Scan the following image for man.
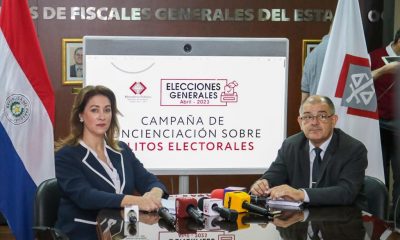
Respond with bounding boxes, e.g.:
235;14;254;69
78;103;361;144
301;34;329;103
370;28;400;211
250;95;367;206
70;47;83;78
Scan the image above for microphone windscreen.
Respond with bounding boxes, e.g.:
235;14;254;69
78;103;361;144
210;189;224;199
224;191;250;213
176;197;198;218
224;187;247;196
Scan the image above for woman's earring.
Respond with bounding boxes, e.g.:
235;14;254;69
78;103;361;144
80;118;84;123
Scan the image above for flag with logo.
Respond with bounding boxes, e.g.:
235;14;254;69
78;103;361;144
0;0;55;239
317;0;384;181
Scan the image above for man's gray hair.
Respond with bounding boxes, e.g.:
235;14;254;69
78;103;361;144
299;95;336;115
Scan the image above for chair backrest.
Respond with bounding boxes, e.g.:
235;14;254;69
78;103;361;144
0;212;7;225
395;196;400;232
34;178;61;228
363;175;388;219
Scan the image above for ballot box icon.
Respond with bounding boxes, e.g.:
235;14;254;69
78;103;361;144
220;81;238;103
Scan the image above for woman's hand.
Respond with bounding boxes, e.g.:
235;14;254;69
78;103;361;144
121;188;164;212
143;187;163;209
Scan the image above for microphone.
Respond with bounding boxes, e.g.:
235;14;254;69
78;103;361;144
223;186;247;196
210;189;225;199
210;187;247;200
124;205;139;223
198;197;238;222
224;191;272;218
128;211;137;223
158;207;176;227
158;218;176;232
176;197;205;225
250;195;268;204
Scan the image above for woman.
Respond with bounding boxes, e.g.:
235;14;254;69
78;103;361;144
55;85;168;239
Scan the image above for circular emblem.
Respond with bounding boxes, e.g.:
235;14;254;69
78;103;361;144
4;94;31;125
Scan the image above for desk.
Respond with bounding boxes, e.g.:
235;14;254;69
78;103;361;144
96;206;400;240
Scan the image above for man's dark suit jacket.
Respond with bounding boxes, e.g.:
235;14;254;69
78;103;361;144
261;128;368;206
70;64;77;77
69;64;82;78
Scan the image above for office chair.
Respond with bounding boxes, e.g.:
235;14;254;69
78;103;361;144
0;212;7;225
33;178;68;240
363;175;388;219
395;196;400;232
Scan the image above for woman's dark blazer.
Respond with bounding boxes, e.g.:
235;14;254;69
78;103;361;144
55;141;167;239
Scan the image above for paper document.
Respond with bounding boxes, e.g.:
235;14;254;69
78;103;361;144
266;198;303;207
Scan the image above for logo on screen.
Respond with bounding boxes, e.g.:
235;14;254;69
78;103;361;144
160;79;239;106
220;81;239;103
130;82;147;95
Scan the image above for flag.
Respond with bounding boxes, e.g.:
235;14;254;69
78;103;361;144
317;0;384;182
0;0;55;239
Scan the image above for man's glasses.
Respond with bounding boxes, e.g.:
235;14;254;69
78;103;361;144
300;114;334;123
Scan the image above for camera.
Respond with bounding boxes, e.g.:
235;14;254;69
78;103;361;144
183;43;192;53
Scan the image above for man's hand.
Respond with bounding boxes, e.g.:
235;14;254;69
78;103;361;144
267;184;305;202
250;179;270;196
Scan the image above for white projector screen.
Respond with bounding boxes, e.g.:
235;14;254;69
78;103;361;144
84;36;288;175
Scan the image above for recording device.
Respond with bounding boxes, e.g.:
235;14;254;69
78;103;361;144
183;43;192;53
224;191;274;218
198;197;238;222
176;197;205;224
158;207;176;227
124;205;139;223
123;205;139;238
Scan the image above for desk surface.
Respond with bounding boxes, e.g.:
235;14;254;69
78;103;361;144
96;206;400;240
